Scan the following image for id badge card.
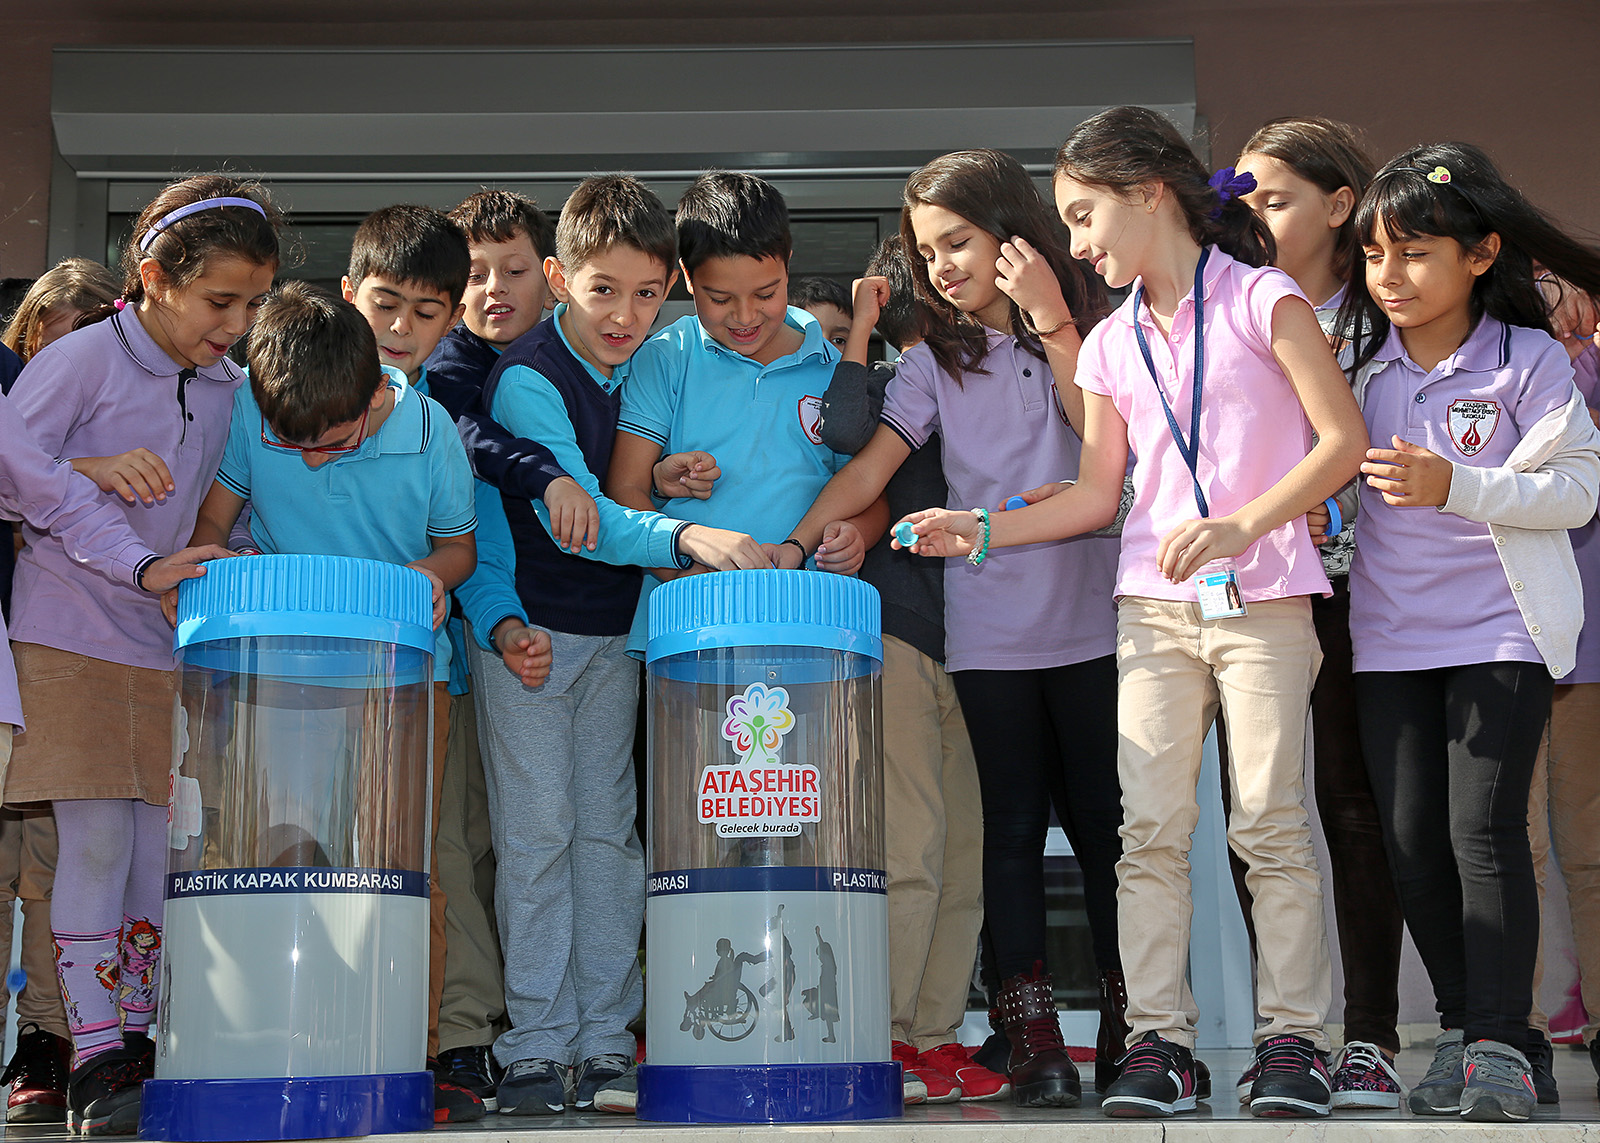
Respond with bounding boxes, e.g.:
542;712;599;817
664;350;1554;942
1194;559;1247;620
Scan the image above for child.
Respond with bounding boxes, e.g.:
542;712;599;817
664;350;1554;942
2;259;120;363
775;150;1123;1109
4;175;281;1135
809;235;1006;1103
341;204;467;391
900;108;1368;1118
1234;118;1407;1109
789;276;853;350
0;394;225;1126
1334;143;1600;1121
456;174;767;1117
608;171;875;657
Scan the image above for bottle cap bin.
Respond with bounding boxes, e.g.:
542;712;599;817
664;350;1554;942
140;554;435;1141
637;570;897;1123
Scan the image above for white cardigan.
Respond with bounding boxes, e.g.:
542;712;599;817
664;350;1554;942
1355;358;1600;678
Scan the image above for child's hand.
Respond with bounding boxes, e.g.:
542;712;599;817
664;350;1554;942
891;509;978;558
995;237;1073;336
850;276;890;330
407;563;448;629
491;619;553;689
1156;516;1252;583
73;449;174;505
654;452;721;500
1307;501;1332;545
143;544;235;600
1361;436;1454;508
544;476;599;553
676;525;770;571
764;541;805;571
1002;481;1069;509
815;520;865;575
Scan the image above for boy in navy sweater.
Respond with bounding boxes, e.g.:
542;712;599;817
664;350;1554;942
457;175;766;1116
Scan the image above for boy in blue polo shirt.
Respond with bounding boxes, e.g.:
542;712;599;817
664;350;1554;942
456;174;768;1118
608;171;880;659
177;283;487;1116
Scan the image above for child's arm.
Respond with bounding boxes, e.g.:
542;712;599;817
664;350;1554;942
771;426;911;567
454;488;552;688
456;403;572;505
188;480;247;550
896;390;1129;557
1155;296;1367;583
996;238;1087;437
607;429;665;514
409;531;476;631
843;278;889;367
812;494;890;575
71;450;176;506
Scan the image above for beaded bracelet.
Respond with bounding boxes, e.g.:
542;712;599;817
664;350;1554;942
967;507;991;566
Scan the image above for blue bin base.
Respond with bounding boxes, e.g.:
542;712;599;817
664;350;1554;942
139;1071;432;1140
636;1061;901;1123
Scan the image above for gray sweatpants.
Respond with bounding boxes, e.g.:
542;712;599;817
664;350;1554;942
467;631;644;1066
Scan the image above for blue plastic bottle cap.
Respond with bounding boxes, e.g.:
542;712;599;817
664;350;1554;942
893;521;918;547
6;968;24;993
646;569;881;663
1005;496;1029;511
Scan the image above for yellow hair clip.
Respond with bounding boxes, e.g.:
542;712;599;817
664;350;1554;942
1426;166;1452;184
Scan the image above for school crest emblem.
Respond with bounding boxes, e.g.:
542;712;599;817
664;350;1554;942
798;395;824;445
1447;398;1500;457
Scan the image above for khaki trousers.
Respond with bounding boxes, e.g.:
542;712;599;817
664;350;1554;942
881;635;984;1050
435;683;507;1051
427;681;450;1059
1114;596;1331;1051
0;728;66;1037
1529;681;1600;1043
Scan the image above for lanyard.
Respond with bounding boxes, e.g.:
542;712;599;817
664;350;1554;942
1134;246;1210;518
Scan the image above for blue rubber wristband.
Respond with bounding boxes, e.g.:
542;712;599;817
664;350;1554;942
1323;497;1343;539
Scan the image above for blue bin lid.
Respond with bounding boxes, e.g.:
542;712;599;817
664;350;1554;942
173;554;434;654
646;570;881;664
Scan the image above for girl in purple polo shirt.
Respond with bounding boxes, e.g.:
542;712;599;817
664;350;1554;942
900;106;1369;1120
779;148;1124;1108
4;175;281;1134
1334;143;1600;1122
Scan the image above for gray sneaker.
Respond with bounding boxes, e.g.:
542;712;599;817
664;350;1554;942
1407;1029;1465;1115
1460;1040;1536;1122
497;1058;572;1116
573;1054;633;1112
589;1065;637;1114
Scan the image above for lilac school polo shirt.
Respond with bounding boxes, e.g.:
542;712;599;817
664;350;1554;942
881;330;1119;672
9;308;242;671
1349;318;1575;673
1565;347;1600;685
0;394;161;729
1076;247;1329;604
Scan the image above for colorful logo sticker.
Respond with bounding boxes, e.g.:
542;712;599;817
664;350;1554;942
701;683;819;837
798;396;825;445
1448;398;1500;457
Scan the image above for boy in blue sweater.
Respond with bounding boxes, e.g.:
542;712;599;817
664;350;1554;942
456;175;766;1116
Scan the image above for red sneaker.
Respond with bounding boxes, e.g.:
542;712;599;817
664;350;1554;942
894;1040;960;1103
920;1042;1011;1102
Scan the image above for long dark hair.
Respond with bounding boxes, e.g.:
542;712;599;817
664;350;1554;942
1336;141;1600;371
900;149;1107;386
1055;105;1275;270
1240;116;1375;275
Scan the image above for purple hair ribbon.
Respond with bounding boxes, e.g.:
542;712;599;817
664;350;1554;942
139;196;267;252
1207;167;1258;219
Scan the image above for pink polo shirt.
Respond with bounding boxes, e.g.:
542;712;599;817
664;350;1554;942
1349;318;1575;673
9;308;242;671
1075;247;1330;603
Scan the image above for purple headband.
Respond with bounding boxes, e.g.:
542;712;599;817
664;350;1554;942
138;196;267;252
1207;167;1257;219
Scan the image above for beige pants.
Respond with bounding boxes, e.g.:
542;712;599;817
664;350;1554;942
1528;682;1600;1043
881;635;983;1051
427;682;450;1059
435;684;507;1052
1114;596;1331;1051
0;728;66;1037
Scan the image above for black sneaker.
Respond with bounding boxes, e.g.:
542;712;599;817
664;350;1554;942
1525;1030;1559;1104
1247;1034;1331;1118
2;1023;70;1123
436;1044;503;1113
573;1054;634;1112
65;1044;147;1136
498;1058;572;1116
427;1057;485;1123
1100;1032;1199;1118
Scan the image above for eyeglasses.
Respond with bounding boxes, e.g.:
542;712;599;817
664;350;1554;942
260;407;369;455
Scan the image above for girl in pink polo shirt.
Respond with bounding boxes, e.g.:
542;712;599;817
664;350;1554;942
1334;143;1600;1122
4;176;280;1134
900;106;1368;1119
